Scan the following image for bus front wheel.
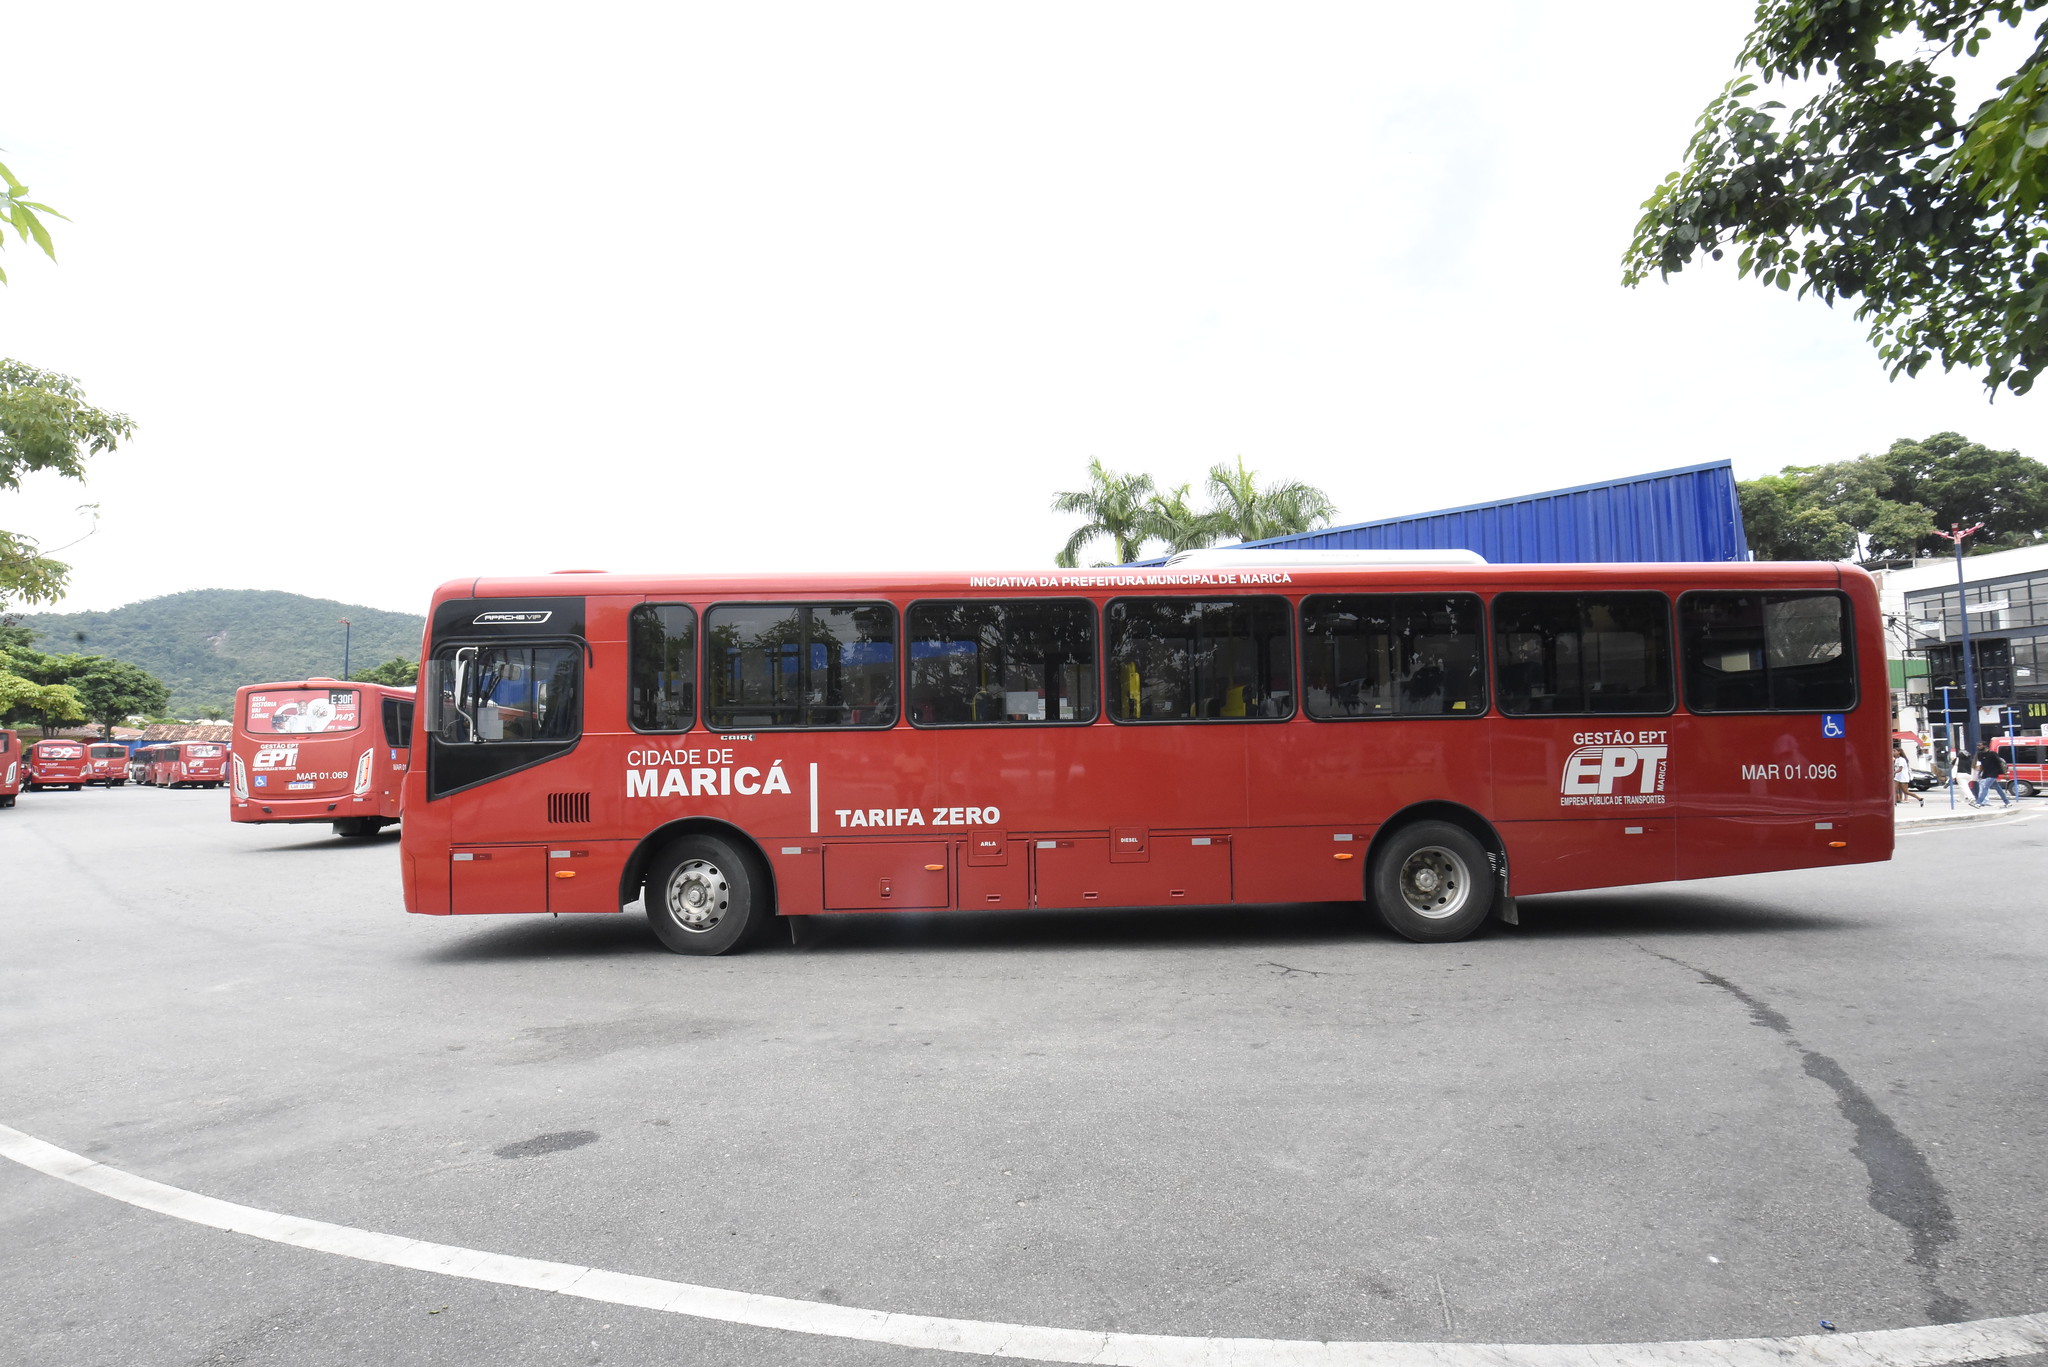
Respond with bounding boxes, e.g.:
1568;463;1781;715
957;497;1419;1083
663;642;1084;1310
646;834;767;956
1369;821;1494;944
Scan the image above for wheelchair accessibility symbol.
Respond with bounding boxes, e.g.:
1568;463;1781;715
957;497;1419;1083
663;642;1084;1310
1821;714;1846;738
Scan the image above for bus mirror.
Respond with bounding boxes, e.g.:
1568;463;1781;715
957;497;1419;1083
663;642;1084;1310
476;702;503;741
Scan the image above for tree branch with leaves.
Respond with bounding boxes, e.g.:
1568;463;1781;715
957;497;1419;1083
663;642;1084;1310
1625;0;2048;396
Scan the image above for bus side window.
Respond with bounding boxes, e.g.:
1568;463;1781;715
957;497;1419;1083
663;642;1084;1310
430;645;581;744
1679;591;1854;713
704;603;897;731
906;599;1097;726
1493;593;1673;716
382;696;415;748
1105;597;1294;722
630;604;697;732
1302;593;1486;719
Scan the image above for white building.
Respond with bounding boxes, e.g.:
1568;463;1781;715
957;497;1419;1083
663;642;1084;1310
1870;543;2048;741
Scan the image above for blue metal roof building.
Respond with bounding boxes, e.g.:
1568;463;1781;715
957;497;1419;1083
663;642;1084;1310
1133;460;1748;565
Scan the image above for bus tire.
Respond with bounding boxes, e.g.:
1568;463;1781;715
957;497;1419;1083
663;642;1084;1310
333;818;380;838
645;834;767;956
1369;820;1493;944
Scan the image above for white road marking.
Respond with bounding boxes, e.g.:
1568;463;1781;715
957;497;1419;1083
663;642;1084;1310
5;1121;2047;1366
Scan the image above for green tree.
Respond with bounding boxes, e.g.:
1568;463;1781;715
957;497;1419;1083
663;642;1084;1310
351;657;419;686
1;361;136;606
1052;458;1158;566
70;657;170;737
1624;1;2048;395
1139;483;1224;555
1738;432;2045;561
0;635;88;734
1204;456;1337;545
0;155;64;285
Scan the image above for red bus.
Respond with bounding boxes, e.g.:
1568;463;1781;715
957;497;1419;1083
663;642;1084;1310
0;729;20;807
398;560;1891;952
85;742;131;786
231;679;414;837
147;740;229;789
25;738;90;791
1989;736;2044;798
131;744;170;784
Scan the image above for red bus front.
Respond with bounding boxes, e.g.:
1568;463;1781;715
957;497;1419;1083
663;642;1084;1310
0;729;20;806
230;679;413;837
26;740;89;790
86;743;130;786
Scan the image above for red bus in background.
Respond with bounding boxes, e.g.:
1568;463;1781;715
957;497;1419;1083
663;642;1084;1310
132;744;171;784
149;740;229;789
399;558;1892;954
231;679;414;838
1989;736;2045;798
25;739;89;791
1;730;20;808
85;743;130;786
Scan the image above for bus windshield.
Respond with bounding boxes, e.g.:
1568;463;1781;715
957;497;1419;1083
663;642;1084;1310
244;688;362;735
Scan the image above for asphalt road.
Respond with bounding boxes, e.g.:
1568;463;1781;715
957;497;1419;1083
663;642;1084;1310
3;784;2046;1366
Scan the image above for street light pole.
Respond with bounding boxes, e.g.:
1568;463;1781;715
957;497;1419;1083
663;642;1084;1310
341;618;352;680
1932;523;1984;756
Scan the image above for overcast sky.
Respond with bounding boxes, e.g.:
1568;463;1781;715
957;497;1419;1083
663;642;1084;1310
3;3;2038;617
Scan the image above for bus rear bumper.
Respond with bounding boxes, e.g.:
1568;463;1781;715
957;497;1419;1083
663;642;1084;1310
230;795;373;823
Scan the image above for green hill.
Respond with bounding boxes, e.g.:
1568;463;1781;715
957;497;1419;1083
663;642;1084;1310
17;589;425;717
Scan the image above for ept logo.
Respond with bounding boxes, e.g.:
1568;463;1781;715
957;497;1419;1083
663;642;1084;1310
1561;744;1668;805
252;743;299;771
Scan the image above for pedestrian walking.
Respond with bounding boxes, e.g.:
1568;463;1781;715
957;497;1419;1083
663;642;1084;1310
1973;743;2012;807
1951;747;1973;801
1893;745;1924;806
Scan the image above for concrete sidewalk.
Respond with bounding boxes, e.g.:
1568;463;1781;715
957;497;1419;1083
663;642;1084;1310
1895;789;2038;825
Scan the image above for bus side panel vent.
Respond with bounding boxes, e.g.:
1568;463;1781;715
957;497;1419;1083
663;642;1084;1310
547;792;592;824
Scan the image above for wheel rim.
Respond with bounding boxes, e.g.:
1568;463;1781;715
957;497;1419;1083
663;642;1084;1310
663;858;731;934
1398;845;1471;920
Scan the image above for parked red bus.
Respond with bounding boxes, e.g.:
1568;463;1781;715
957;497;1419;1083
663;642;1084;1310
231;679;414;837
25;738;90;791
1989;736;2045;798
131;744;169;784
85;742;131;786
147;740;229;788
398;559;1892;952
0;729;20;807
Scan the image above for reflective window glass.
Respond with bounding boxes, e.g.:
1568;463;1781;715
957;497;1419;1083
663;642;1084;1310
705;604;897;730
1105;597;1293;722
1680;591;1855;713
431;645;582;743
630;604;697;732
1302;594;1486;718
1493;593;1672;715
908;600;1097;725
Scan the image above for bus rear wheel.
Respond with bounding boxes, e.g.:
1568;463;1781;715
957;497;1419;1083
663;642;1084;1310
645;834;767;956
1369;820;1494;944
333;818;382;838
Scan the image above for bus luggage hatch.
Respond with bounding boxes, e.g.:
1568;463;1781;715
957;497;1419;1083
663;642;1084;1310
824;842;951;910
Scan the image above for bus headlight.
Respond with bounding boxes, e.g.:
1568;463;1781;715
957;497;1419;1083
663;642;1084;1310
354;749;375;796
232;754;248;799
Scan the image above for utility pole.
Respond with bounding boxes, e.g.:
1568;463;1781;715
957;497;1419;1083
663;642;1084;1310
340;618;352;680
1932;523;1984;756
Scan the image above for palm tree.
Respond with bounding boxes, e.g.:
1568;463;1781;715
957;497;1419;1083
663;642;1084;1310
1205;456;1337;544
1140;483;1225;555
1052;458;1157;566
